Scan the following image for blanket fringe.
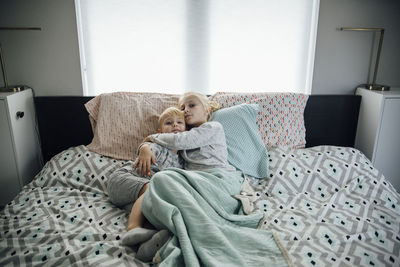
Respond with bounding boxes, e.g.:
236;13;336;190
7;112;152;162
272;230;294;267
153;250;162;265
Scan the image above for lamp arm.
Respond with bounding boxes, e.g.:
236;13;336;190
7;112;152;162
372;29;384;85
340;27;383;32
340;27;390;90
0;27;41;90
0;46;8;89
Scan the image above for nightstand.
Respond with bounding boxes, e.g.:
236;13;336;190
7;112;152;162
0;89;43;207
355;87;400;192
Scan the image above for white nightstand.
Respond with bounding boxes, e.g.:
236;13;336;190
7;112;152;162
355;87;400;192
0;89;43;207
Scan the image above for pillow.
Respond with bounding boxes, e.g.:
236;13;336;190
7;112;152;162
211;103;269;178
85;92;179;160
209;92;309;149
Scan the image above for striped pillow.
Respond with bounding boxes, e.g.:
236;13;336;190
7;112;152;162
85;92;179;160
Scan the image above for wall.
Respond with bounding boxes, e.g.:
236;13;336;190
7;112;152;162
0;0;82;96
0;0;399;96
313;0;400;94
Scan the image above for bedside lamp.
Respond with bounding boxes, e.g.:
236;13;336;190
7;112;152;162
340;27;390;91
0;27;41;92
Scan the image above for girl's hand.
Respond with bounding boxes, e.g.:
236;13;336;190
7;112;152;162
134;144;156;176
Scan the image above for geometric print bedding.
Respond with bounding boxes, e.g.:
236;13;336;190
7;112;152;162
1;145;399;266
244;146;400;267
0;146;148;267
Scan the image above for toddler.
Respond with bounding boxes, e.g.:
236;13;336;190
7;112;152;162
107;107;185;253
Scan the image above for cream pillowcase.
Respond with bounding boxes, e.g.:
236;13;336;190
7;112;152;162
85;92;179;160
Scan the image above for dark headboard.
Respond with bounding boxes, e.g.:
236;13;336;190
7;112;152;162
304;95;361;148
35;95;361;163
35;96;94;163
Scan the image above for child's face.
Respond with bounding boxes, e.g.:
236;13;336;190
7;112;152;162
179;96;209;127
159;115;186;134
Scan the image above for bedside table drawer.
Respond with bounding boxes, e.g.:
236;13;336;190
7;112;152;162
0;89;43;206
0;100;22;205
373;98;400;190
355;88;400;192
6;91;42;186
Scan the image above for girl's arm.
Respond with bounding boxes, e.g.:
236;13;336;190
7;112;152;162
150;121;222;150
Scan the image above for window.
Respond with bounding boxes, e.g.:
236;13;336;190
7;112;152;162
76;0;319;96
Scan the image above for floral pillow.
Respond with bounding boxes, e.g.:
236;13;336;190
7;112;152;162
209;92;309;148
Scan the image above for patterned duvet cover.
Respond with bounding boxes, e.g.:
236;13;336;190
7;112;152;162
245;146;400;267
0;145;399;266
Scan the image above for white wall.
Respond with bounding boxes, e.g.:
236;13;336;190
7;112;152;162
0;0;399;96
0;0;82;96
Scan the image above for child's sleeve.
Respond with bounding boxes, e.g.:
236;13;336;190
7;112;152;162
150;122;223;150
136;142;153;154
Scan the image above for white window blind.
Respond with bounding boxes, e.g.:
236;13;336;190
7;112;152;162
76;0;319;96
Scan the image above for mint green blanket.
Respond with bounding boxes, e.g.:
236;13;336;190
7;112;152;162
142;168;289;266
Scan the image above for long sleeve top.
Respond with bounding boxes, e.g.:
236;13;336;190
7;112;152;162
135;142;184;175
150;121;236;172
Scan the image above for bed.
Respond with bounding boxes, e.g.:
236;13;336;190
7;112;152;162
0;92;399;266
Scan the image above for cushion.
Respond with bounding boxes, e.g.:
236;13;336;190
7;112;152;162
85;92;179;160
209;92;309;148
211;103;269;178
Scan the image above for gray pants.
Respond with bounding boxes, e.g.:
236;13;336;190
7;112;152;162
107;162;151;212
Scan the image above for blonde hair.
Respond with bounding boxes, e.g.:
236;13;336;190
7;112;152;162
178;92;219;121
158;107;185;128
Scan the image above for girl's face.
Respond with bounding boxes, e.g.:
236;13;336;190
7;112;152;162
179;96;209;127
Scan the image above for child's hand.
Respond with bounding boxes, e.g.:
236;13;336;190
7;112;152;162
134;144;156;176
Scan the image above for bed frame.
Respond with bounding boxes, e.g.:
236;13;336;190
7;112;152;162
34;95;361;163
